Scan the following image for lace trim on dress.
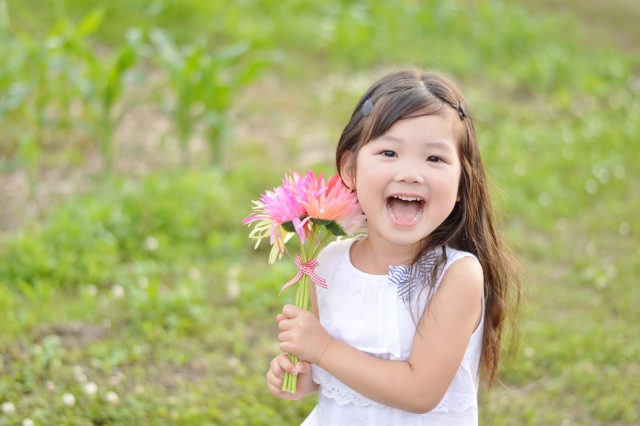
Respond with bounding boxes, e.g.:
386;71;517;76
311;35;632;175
312;365;383;407
433;361;477;412
312;362;478;413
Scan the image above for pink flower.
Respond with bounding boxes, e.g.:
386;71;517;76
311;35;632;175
298;173;365;233
243;170;366;263
242;172;310;254
242;184;305;226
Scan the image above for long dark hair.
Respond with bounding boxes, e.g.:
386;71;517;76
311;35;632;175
336;69;520;387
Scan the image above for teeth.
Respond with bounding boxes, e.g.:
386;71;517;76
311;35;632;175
386;201;424;222
392;195;423;202
387;206;396;219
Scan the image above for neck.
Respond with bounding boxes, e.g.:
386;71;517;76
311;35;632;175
350;234;422;275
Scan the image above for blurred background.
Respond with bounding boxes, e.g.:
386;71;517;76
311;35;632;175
1;0;639;424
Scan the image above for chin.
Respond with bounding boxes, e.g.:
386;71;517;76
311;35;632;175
383;232;428;248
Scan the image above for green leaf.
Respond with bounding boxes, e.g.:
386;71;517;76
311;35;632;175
215;42;250;62
0;82;32;119
325;221;347;237
76;9;104;38
149;28;181;69
233;58;271;87
281;221;295;233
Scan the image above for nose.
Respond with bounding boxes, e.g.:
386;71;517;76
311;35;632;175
393;161;425;184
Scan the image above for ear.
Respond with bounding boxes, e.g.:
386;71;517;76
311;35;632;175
339;151;356;189
456;193;461;202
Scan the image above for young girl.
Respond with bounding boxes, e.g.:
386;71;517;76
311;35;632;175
266;70;519;425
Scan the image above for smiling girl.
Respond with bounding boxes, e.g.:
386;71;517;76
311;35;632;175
266;70;520;425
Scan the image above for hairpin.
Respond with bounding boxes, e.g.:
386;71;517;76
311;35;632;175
362;98;374;117
457;104;468;120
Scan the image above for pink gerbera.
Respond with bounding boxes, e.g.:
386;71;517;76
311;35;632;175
298;173;365;231
242;172;310;257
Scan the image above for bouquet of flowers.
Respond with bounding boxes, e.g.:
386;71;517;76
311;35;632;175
243;170;366;393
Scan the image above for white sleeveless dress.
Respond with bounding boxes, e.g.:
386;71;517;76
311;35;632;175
302;238;484;426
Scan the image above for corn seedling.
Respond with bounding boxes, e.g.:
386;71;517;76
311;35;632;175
150;29;269;166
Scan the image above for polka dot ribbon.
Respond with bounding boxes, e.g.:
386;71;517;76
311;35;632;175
279;255;327;295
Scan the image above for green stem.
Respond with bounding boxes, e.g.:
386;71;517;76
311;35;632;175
311;228;334;259
283;224;335;393
283;363;290;390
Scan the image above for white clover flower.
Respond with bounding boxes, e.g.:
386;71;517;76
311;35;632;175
62;393;75;407
111;284;125;299
86;284;98;296
227;264;241;280
226;281;240;300
137;276;149;289
144;236;159;251
84;382;98;396
134;385;144;394
75;373;87;383
188;267;201;280
31;345;43;355
22;419;35;426
46;381;56;392
105;391;119;405
619;222;631;236
107;371;125;386
72;366;83;376
2;401;15;414
227;357;241;368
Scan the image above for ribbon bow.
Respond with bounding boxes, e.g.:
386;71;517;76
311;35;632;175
279;255;327;295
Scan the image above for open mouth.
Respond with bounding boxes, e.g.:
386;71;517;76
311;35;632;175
385;195;424;222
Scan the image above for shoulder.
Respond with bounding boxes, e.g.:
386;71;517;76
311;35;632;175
437;254;483;304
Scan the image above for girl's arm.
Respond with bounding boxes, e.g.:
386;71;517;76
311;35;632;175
277;256;483;414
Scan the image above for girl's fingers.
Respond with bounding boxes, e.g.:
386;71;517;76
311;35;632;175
267;354;291;387
269;356;285;376
295;360;311;374
278;318;293;331
276;352;299;375
278;330;293;343
266;368;283;388
269;353;297;376
267;380;285;396
282;304;302;317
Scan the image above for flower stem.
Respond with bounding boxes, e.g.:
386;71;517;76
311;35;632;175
282;225;333;393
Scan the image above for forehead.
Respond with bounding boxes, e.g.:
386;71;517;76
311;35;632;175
369;114;459;153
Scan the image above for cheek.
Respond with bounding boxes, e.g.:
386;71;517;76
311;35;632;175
433;174;460;199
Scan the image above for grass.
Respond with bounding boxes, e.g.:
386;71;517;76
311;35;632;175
1;0;639;424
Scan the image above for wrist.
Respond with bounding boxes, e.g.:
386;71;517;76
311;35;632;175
314;337;335;367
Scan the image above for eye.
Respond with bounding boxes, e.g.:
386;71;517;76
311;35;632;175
427;156;443;163
380;150;397;158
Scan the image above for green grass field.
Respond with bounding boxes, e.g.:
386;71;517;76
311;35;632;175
1;0;639;424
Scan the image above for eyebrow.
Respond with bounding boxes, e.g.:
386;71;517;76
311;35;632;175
377;135;454;152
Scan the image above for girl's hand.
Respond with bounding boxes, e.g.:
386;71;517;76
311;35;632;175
266;353;317;400
278;304;334;364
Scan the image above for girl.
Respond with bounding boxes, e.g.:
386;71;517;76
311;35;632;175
266;70;520;425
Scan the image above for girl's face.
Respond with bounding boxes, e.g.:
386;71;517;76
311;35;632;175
344;114;461;249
